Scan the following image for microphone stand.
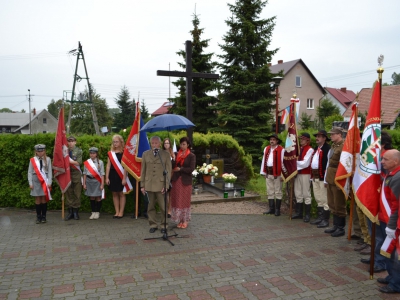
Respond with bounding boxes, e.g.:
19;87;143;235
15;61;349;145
144;149;178;246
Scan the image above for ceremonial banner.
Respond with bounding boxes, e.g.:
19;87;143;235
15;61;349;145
52;107;71;193
353;81;382;222
282;103;299;182
122;102;150;181
335;103;360;198
290;97;300;122
280;106;290;125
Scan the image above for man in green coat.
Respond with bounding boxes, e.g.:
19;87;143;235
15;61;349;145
65;136;83;220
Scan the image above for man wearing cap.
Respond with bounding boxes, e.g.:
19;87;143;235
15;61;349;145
324;127;346;237
309;130;331;227
65;136;83;220
260;134;285;216
292;132;314;222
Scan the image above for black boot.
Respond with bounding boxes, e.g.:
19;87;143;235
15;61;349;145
275;199;282;216
317;210;330;228
303;204;311;222
310;207;323;225
35;204;41;224
65;207;73;221
331;217;345;237
73;208;80;220
41;203;47;223
291;202;303;219
263;199;275;215
324;214;337;233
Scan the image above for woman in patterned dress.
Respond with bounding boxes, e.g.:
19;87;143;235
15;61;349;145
170;137;196;229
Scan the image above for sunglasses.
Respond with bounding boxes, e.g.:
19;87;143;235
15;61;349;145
36;150;44;152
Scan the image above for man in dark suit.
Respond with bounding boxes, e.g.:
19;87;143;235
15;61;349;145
140;136;172;233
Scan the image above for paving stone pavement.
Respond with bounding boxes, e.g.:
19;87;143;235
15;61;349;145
0;208;398;300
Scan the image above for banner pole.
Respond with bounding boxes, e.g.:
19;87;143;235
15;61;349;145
62;193;65;220
135;181;139;219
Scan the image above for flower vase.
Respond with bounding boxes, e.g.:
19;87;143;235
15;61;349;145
225;182;234;188
210;176;215;185
203;175;211;184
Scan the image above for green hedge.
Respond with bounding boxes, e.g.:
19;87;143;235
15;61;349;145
0;131;253;211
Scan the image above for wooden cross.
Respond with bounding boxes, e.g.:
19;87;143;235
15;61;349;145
157;40;219;144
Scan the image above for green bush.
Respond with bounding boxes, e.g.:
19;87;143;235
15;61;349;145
0;131;253;210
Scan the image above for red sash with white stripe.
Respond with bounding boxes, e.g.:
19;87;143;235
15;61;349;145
31;157;52;201
84;159;105;199
380;171;400;257
108;151;132;193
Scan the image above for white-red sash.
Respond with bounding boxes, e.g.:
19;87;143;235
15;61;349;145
84;159;105;199
379;177;399;257
70;158;83;184
31;157;52;201
108;151;132;193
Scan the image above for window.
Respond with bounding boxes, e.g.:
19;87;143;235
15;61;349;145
307;98;314;109
295;76;301;87
43;118;47;124
43;131;47;133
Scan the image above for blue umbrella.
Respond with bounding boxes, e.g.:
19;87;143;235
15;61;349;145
140;114;195;133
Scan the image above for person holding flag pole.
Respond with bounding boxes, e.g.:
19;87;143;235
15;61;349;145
334;102;360;238
282;100;300;219
121;102;150;219
52;106;71;220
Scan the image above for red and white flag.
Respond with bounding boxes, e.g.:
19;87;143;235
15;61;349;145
122;102;150;181
52;107;71;193
335;103;360;198
353;81;382;223
282;103;299;182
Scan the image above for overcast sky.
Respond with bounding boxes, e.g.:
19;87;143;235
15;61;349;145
1;0;399;116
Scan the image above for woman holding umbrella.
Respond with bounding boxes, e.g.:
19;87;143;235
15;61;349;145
170;137;196;228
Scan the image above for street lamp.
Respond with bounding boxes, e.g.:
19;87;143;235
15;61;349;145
271;76;283;133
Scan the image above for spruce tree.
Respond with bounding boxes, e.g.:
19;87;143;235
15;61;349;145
113;86;134;131
169;13;219;134
140;99;150;121
216;0;278;159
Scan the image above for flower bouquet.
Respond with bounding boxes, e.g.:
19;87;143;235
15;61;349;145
192;169;199;187
222;173;237;183
222;173;237;187
198;163;218;184
198;163;218;176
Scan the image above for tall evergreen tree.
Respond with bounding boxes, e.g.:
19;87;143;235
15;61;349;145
140;99;150;121
113;86;134;131
169;13;219;133
216;0;279;159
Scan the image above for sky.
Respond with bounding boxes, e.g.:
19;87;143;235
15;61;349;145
1;0;399;117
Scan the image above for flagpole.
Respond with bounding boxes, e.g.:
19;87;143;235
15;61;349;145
347;103;358;240
135;181;139;219
369;57;384;279
62;193;65;220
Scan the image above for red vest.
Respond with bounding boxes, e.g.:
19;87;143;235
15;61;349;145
263;145;283;177
298;145;312;175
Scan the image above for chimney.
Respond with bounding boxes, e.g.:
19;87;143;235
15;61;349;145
268;63;272;67
33;108;36;116
340;87;347;93
278;60;283;64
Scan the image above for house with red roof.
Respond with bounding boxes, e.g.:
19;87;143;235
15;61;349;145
151;102;174;117
269;59;325;125
324;87;356;115
342;85;400;129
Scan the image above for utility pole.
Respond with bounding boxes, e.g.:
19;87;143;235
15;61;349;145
28;89;31;135
66;42;101;136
